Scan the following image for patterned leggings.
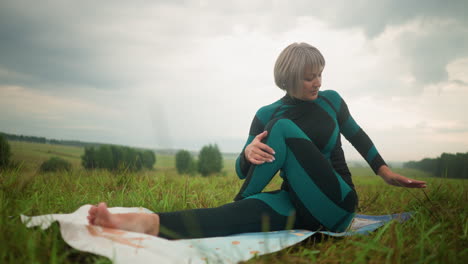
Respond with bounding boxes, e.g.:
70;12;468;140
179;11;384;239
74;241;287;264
158;118;356;239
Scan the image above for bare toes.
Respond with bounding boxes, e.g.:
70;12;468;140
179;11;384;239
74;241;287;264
96;203;109;217
94;202;114;227
88;205;98;216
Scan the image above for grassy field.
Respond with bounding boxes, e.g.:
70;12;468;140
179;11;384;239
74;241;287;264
1;141;467;263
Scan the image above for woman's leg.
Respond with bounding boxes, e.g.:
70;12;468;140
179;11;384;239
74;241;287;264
157;198;289;239
88;199;289;239
88;202;160;235
234;118;357;232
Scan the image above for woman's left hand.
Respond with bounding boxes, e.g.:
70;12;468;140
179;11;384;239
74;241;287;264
378;165;427;188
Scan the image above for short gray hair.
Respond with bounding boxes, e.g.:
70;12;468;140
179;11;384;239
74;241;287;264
274;42;325;96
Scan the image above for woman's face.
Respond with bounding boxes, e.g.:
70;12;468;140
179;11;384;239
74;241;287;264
296;67;323;101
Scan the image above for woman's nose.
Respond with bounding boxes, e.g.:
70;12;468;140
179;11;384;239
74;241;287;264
313;77;321;86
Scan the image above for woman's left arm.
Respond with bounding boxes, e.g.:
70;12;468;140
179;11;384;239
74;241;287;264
329;90;427;188
377;165;427;188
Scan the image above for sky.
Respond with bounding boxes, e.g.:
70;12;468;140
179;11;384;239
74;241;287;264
1;0;467;162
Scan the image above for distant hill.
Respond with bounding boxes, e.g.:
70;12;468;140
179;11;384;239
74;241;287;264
345;160;405;168
1;131;239;158
1;131;103;148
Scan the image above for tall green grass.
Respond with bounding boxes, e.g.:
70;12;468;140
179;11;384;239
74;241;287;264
1;142;467;263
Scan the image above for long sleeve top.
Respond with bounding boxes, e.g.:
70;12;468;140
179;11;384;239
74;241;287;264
235;90;386;192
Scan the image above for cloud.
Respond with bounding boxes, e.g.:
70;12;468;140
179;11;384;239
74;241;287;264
0;85;120;119
447;57;468;85
0;1;114;88
340;74;468;161
229;0;468;88
314;0;468;87
397;19;468;86
0;0;194;90
316;0;467;36
1;0;466;91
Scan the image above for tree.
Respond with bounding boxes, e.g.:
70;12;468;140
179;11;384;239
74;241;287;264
0;135;11;169
82;146;97;169
81;145;156;172
198;144;223;176
141;150;156;169
404;151;468;179
175;150;193;174
124;147;142;171
39;157;72;172
110;145;124;170
97;145;113;170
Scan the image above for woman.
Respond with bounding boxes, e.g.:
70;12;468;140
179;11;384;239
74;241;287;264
88;42;426;238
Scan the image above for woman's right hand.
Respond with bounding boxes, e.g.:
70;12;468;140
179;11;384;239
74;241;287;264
244;131;276;165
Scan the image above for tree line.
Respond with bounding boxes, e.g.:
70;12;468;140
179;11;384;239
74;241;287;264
2;131;466;178
81;143;224;176
403;152;468;179
0;131;102;147
82;145;156;171
1;134;223;176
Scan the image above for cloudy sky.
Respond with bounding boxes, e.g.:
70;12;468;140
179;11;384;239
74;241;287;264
1;0;467;162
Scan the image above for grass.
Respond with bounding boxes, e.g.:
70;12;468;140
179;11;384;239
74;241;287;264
1;141;467;263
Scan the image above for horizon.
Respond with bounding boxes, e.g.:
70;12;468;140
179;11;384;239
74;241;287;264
2;130;453;165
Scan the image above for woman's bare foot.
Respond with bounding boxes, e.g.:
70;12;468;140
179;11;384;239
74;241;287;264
87;202;160;236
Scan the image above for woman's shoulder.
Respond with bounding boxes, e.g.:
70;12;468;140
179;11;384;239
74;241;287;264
257;98;283;112
320;89;342;100
255;98;284;124
320;89;344;109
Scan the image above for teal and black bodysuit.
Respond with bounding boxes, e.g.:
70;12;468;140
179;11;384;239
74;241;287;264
157;90;386;239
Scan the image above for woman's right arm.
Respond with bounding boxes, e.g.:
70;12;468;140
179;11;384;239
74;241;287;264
245;131;275;165
235;114;275;179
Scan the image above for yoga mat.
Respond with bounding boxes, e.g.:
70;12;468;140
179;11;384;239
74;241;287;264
21;205;411;264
